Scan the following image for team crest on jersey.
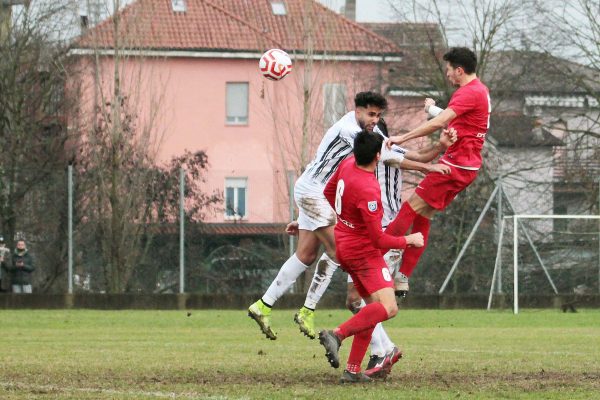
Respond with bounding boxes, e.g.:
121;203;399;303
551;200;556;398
368;201;377;212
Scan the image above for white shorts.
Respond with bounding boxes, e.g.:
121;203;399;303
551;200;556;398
347;249;403;283
294;176;336;231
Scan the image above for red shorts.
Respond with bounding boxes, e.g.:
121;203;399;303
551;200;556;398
340;255;394;298
415;163;478;210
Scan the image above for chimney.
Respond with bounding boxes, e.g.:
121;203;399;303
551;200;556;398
343;0;356;21
80;14;89;30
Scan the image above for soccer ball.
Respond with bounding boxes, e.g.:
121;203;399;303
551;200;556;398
259;49;292;81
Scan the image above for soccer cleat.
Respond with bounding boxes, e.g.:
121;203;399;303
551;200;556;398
294;307;316;339
339;370;372;384
366;354;385;371
318;330;341;369
394;272;409;297
247;300;277;340
364;346;403;379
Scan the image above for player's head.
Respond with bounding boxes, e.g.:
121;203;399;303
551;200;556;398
443;47;477;86
354;92;387;132
353;129;383;166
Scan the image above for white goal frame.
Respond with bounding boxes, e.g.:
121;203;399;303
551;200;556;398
439;180;600;314
496;214;600;314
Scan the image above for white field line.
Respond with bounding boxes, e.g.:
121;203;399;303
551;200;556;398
436;348;590;356
0;382;249;400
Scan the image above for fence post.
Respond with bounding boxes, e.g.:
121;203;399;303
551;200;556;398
513;215;519;314
179;167;185;294
68;164;73;295
288;170;295;258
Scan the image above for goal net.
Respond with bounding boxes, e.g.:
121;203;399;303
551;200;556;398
489;214;600;313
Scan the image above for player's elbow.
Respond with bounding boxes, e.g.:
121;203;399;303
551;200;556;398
430;119;446;131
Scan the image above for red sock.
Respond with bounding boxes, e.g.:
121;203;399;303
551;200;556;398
335;302;388;340
399;214;430;277
346;327;374;371
385;202;417;236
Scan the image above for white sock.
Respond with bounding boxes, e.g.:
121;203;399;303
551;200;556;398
303;253;339;309
370;323;387;357
262;254;309;306
380;325;395;353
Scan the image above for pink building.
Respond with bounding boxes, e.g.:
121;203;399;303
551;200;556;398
71;0;430;229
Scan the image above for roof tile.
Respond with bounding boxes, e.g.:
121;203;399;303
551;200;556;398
77;0;401;55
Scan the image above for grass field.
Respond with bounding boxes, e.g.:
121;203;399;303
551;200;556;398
0;308;599;399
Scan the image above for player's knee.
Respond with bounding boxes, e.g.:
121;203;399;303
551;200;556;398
345;295;361;314
295;250;317;265
384;301;398;318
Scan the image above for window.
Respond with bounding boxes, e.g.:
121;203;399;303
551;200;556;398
225;178;247;219
271;1;287;15
323;83;346;128
171;0;186;12
226;82;249;125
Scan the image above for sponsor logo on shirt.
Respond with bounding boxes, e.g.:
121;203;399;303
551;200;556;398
368;201;377;212
339;217;355;229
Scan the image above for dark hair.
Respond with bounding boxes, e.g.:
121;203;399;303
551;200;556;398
353;130;383;165
377;118;388;138
354;91;387;110
443;47;477;74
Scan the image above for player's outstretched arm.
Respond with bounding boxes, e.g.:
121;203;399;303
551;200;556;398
394;159;451;174
361;207;408;250
387;107;456;148
401;128;457;164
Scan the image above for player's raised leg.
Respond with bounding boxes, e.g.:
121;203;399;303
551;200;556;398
386;194;436;294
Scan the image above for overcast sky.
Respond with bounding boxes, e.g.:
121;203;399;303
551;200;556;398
318;0;396;22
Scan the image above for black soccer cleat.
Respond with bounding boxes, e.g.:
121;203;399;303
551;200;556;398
318;330;341;369
365;346;403;379
339;370;373;384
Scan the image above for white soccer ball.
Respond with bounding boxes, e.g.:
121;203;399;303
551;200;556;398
259;49;292;81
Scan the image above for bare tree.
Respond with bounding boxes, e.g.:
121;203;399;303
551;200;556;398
532;0;600;213
0;1;78;292
71;0;168;293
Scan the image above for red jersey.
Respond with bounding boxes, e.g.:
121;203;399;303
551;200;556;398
441;78;490;170
323;157;406;260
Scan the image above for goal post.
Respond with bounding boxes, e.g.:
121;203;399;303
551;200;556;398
440;180;600;314
505;214;600;314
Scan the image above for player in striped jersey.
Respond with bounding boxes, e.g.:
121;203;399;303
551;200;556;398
248;92;452;341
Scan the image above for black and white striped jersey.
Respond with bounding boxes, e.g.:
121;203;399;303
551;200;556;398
301;111;364;185
298;111;405;227
376;162;402;228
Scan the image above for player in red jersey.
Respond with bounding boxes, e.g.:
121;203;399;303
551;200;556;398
318;130;424;383
385;47;491;293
